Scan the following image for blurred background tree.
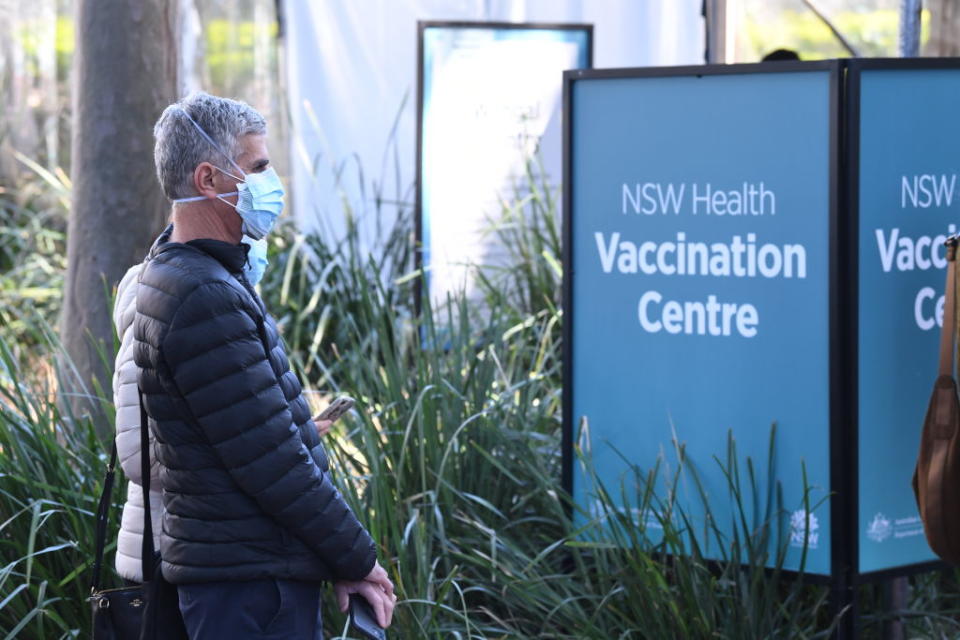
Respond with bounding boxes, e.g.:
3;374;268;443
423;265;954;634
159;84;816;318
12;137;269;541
925;0;960;56
0;0;286;187
728;0;931;61
0;0;71;181
61;0;178;431
0;0;288;432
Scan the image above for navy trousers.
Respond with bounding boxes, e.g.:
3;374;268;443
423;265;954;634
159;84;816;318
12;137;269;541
178;578;323;639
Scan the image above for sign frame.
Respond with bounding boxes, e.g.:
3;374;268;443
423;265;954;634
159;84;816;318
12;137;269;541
414;20;594;312
561;59;845;579
844;57;959;583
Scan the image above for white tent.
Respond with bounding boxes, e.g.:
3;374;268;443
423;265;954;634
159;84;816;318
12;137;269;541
283;0;705;241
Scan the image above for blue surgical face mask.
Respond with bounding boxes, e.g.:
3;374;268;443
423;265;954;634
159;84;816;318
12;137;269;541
171;108;285;240
206;164;284;240
241;236;268;286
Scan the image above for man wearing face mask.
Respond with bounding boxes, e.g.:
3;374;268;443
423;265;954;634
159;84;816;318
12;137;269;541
133;92;395;639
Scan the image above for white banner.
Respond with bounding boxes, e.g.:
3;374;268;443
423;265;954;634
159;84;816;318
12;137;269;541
283;0;705;246
420;25;589;303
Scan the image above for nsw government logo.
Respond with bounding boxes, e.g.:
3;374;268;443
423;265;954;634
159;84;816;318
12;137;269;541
866;513;892;543
789;510;820;549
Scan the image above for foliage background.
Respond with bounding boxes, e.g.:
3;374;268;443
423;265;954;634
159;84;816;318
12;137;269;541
731;0;930;61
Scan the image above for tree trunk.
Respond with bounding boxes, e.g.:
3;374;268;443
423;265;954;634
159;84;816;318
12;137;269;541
62;0;178;437
924;0;960;56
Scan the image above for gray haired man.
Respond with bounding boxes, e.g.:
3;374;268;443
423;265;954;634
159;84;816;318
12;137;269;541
133;92;395;638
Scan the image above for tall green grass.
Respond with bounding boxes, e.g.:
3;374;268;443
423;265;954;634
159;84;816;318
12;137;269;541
0;324;115;639
475;155;564;320
0;153;69;361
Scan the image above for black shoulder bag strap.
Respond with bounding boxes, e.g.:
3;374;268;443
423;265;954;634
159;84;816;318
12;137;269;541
89;390;155;588
139;387;156;582
138;388;190;640
90;442;118;593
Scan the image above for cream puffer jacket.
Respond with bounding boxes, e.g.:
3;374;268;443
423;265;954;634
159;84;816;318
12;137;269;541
113;262;163;582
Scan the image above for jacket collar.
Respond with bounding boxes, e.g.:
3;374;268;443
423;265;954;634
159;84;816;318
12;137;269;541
184;238;250;274
152;226;250;274
147;224;174;259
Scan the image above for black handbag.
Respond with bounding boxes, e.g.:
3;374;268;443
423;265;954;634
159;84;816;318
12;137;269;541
89;389;188;640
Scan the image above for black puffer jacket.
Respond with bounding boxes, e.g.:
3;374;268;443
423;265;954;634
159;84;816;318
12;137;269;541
133;238;376;584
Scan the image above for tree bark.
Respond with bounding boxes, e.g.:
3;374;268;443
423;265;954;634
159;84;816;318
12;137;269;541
924;0;960;56
62;0;178;436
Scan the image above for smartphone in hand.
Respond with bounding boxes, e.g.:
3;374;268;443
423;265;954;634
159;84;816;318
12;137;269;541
315;396;355;423
349;594;387;640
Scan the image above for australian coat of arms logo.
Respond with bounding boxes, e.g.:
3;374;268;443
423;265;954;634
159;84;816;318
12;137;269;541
789;509;820;549
866;513;893;543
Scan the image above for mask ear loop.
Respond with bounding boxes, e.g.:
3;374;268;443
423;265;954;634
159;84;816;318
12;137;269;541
172;189;238;205
215;192;241;209
171;163;242;204
212;165;244;183
176;107;247;178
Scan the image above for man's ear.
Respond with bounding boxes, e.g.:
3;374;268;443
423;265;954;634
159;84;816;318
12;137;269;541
192;162;218;199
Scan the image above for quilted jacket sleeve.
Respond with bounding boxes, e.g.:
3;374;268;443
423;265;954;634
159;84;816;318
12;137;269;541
161;281;376;580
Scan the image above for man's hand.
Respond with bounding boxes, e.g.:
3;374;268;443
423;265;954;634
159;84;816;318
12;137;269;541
313;417;332;437
334;576;397;628
363;560;394;596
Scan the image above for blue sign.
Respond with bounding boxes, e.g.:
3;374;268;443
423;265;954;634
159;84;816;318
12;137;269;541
855;66;960;574
566;66;836;576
